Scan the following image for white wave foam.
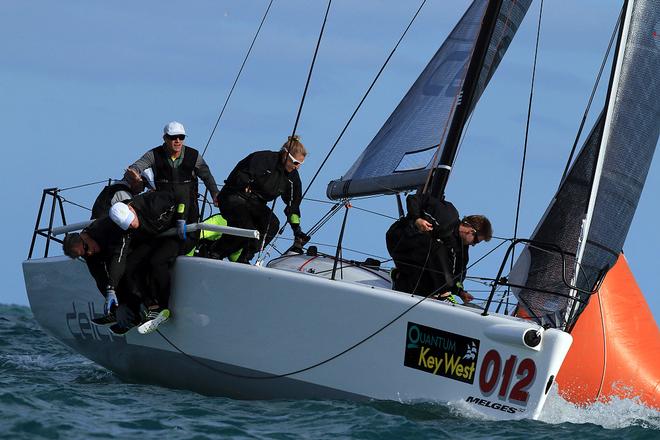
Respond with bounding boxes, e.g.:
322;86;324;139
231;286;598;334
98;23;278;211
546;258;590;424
0;353;95;371
540;384;660;429
0;354;53;370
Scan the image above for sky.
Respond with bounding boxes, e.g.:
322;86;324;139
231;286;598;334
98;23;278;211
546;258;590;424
2;1;658;324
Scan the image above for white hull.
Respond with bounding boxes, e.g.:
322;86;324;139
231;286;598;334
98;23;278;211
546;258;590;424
23;255;571;420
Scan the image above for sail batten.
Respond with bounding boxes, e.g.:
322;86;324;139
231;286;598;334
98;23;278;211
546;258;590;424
327;0;532;200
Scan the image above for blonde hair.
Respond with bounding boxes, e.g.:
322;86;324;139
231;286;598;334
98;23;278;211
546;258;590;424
281;135;307;157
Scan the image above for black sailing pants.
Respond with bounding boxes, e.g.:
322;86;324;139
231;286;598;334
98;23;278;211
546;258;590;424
124;237;181;308
217;192;280;262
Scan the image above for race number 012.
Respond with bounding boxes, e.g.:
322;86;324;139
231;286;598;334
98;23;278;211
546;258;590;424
478;349;536;404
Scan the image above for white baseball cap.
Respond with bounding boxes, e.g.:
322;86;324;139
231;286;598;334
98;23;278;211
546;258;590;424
164;121;186;136
109;202;136;230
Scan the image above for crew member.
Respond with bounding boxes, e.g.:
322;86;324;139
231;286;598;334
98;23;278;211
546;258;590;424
215;135;308;263
386;192;492;303
63;191;182;333
126;121;220;231
107;191;188;333
62;217;140;328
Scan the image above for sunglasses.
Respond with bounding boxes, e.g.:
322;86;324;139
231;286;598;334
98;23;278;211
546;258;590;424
166;134;186;141
81;237;90;255
463;221;480;244
287;151;304;166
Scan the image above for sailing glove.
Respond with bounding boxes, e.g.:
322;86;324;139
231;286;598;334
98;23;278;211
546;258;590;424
176;220;187;241
104;289;118;315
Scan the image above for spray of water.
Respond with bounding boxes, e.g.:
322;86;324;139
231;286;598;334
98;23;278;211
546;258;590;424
540;384;660;429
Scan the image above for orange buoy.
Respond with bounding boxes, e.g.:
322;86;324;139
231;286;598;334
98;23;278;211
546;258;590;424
555;254;660;408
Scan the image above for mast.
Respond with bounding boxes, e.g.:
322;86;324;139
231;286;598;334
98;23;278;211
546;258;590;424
567;0;632;323
429;0;503;198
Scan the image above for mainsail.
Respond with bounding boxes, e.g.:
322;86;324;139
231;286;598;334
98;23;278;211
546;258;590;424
511;0;660;329
327;0;531;200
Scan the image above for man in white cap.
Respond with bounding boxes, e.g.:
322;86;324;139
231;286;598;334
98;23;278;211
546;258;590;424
125;121;220;229
108;202;139;230
107;189;189;334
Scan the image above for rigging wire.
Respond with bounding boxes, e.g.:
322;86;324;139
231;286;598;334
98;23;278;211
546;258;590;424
498;3;621;311
197;0;274;219
257;1;333;261
59;179;111;192
305;197;398;221
267;0;427;245
301;0;428;200
289;0;332;140
59;197;92;212
273;235;390;261
306;202;343;236
507;0;544;282
201;0;274;157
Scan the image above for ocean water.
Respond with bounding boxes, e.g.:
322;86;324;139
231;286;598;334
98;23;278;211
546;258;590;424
1;304;658;440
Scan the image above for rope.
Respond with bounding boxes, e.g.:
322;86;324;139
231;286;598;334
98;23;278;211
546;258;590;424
302;0;427;200
201;0;274;157
289;0;332;139
156;284;428;380
155;234;512;381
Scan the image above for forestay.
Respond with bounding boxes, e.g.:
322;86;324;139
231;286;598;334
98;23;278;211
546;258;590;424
510;0;660;329
327;0;531;199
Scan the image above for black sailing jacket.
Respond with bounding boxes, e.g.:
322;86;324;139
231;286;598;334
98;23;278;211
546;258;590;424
220;150;302;219
84;191;178;292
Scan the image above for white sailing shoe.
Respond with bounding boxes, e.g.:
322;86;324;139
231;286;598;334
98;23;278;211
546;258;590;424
137;308;171;334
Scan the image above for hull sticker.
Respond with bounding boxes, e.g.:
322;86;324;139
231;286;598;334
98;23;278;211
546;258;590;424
404;322;480;384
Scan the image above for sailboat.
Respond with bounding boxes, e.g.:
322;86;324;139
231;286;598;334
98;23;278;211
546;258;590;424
22;0;659;420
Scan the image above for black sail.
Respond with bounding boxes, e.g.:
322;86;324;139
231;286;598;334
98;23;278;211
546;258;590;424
511;0;660;329
327;0;531;199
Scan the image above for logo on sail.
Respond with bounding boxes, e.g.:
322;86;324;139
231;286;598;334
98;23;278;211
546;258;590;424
404;322;480;384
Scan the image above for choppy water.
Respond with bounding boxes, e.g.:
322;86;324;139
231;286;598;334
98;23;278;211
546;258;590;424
1;304;658;440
